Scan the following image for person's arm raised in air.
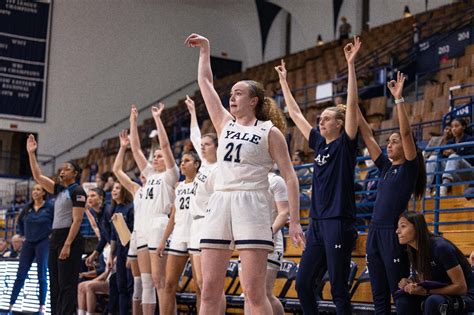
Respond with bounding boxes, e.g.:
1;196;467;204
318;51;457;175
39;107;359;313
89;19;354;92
275;60;312;140
388;71;417;161
26;135;55;194
268;128;305;249
151;103;176;170
185;95;204;162
185;34;233;135
343;36;362;140
113;130;141;195
129;105;149;173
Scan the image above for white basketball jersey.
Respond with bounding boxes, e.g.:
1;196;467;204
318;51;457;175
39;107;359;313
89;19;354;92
215;120;274;191
133;187;145;231
268;173;288;221
141;164;179;217
190;162;217;218
173;181;196;241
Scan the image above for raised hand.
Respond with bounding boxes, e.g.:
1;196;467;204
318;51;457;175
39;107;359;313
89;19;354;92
274;59;288;81
344;36;362;64
119;129;130;148
185;33;210;49
185;95;195;113
26;134;37;154
151;102;165;119
387;71;406;100
130;105;138;123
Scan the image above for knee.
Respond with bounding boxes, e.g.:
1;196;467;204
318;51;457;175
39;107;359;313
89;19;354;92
163;279;177;293
423;295;445;314
395;294;414;313
152;274;164;290
295;273;312;294
141;273;156;304
243;283;266;304
78;282;88;294
201;279;221;301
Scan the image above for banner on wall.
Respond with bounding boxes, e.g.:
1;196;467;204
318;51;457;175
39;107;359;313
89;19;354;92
0;0;52;122
416;25;474;73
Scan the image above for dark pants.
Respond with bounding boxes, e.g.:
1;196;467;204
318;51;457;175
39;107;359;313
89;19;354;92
113;243;132;315
366;226;410;314
49;228;84;315
108;273;119;314
10;238;49;306
296;218;357;315
396;293;474;314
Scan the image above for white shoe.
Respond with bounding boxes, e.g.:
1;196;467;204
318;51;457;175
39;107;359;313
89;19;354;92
440;186;448;196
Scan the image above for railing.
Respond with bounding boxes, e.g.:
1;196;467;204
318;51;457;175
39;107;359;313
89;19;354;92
292;141;474;234
423;141;474;234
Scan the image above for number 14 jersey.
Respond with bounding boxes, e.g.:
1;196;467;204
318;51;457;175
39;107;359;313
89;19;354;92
215;119;274;191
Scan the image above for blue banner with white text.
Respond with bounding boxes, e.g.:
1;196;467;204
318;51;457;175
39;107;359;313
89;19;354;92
0;0;51;121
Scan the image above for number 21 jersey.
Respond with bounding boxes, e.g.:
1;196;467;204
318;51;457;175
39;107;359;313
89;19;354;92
215;120;274;191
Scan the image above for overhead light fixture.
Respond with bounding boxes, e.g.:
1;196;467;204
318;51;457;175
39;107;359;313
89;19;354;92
317;34;324;46
403;5;412;18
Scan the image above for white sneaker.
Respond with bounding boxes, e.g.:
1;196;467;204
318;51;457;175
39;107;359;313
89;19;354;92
440;186;448;196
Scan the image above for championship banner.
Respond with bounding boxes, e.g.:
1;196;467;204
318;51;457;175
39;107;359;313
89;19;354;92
0;0;51;121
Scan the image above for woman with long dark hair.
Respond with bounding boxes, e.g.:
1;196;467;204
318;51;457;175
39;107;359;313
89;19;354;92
113;129;145;315
27;135;86;315
8;184;53;314
275;38;360;314
357;71;426;314
107;181;134;315
396;212;474;314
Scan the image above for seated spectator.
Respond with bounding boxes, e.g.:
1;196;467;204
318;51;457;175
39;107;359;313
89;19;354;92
440;118;474;196
4;234;23;258
396;212;474;314
0;238;10;257
356;148;379;220
424;126;453;196
78;246;113;315
292;150;312;186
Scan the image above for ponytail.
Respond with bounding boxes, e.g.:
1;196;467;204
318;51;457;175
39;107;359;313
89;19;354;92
244;80;287;134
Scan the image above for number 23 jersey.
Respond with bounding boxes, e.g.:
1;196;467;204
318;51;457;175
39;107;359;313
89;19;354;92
215;120;274;191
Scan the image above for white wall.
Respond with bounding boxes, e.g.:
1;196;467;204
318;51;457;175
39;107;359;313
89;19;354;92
0;0;453;174
0;0;262;172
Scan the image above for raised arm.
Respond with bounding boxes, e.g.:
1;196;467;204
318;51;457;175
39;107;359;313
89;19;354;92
185;95;204;161
185;33;233;135
388;71;417;161
343;37;362;140
268;128;305;249
151;103;176;170
357;106;382;161
113;130;140;195
129;105;149;172
26;135;55;194
275;60;312;140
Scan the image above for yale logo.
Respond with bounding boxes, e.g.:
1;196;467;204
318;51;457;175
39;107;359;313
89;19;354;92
315;154;330;166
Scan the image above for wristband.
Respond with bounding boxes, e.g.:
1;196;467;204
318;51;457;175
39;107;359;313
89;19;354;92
394;97;405;104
